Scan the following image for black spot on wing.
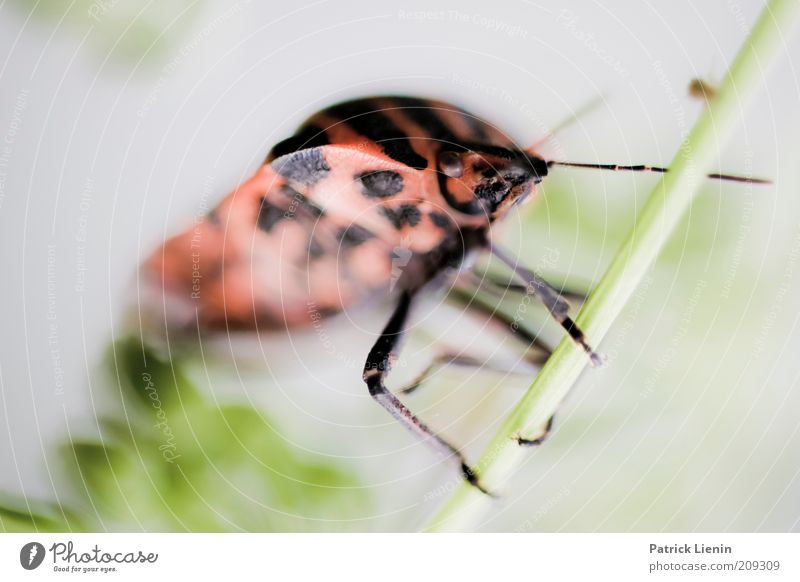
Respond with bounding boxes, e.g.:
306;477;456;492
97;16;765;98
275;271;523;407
379;207;402;229
307;236;325;259
336;224;374;247
357;170;404;198
269;124;329;160
271;147;331;186
280;184;324;218
381;204;421;229
257;197;287;232
400;204;422;227
206;208;221;226
326;99;428;170
429;211;450;228
299;196;324;218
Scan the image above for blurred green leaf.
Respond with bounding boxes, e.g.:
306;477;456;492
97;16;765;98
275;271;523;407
45;337;370;532
10;0;204;66
0;496;84;532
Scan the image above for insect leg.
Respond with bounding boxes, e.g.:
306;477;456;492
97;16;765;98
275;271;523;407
398;353;487;395
397;291;552;396
399;348;559;448
362;290;492;495
489;243;602;366
516;415;556;447
471;271;589;305
440;284;569;449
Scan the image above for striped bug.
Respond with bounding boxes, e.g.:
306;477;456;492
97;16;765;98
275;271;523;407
144;96;767;493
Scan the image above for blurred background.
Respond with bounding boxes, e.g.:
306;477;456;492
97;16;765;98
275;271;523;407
1;0;798;532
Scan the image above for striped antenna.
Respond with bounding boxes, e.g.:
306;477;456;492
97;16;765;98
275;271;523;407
547;160;771;185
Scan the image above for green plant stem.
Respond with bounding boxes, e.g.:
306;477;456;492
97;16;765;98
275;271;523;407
425;0;800;532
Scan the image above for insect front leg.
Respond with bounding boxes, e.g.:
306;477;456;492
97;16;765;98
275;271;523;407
362;290;493;495
516;415;556;447
488;243;603;366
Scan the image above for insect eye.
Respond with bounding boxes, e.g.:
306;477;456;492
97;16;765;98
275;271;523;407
438;151;463;178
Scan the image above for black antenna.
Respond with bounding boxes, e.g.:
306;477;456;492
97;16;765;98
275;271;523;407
547;160;771;185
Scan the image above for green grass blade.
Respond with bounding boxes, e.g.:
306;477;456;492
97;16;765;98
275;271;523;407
425;0;800;532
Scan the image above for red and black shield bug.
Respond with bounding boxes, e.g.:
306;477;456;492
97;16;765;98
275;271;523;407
143;95;768;493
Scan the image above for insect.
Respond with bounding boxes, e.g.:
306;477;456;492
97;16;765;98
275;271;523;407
144;95;767;493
